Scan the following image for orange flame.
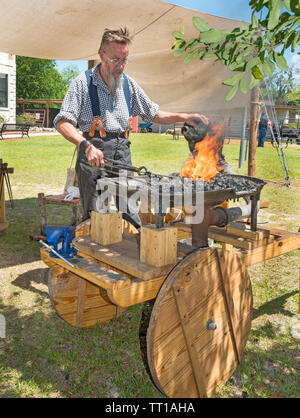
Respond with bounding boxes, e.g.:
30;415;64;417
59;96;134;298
180;124;224;182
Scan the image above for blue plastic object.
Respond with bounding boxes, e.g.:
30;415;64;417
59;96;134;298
44;226;77;259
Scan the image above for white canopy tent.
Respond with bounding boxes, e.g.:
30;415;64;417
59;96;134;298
0;0;250;115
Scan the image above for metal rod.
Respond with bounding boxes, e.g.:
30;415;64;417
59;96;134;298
238;106;247;169
39;240;75;268
250;193;260;231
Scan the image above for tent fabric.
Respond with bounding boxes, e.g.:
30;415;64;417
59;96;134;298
0;0;250;113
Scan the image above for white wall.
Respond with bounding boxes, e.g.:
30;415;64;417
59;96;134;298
0;53;16;123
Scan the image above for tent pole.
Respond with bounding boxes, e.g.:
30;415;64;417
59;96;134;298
238;106;247;168
248;86;260;177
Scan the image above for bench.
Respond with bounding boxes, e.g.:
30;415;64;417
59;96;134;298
172;122;184;140
0;123;31;140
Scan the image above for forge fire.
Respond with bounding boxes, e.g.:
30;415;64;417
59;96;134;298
180;123;225;182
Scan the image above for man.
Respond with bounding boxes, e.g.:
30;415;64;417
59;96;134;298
54;27;209;227
258;112;271;147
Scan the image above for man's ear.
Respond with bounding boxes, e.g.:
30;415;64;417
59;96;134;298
99;50;105;62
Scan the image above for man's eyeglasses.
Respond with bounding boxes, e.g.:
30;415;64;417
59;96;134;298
105;53;130;66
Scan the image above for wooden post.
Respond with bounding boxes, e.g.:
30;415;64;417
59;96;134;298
0;174;7;236
248;86;260;177
91;211;122;245
88;60;95;69
140;225;177;267
46;103;50;128
0;167;13;236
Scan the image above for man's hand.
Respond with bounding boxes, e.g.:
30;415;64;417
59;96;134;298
185;113;209;127
85;144;105;167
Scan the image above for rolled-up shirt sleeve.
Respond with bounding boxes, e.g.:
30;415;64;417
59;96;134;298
54;78;83;128
128;76;159;124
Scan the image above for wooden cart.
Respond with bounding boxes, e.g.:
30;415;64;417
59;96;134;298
40;213;300;398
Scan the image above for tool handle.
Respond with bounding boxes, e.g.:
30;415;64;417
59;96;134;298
39;240;75;268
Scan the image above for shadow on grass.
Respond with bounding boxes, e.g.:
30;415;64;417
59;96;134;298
11;268;49;299
253;290;299;319
0;290;161;398
0;197;78;269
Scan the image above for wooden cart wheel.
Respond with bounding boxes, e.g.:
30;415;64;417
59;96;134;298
48;267;126;328
147;247;253;398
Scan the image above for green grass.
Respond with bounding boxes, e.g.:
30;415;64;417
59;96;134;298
0;133;299;398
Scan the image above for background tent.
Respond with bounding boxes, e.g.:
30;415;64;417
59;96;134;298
0;0;250;116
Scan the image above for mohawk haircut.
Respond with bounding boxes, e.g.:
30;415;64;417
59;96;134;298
99;27;132;52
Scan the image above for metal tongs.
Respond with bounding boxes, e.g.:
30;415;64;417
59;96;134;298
103;158;173;180
104;158;152;177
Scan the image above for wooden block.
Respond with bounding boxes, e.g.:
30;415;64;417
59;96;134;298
91;211;122;245
140;225;177;267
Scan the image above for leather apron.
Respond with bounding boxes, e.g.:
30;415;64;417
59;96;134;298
76;131;142;229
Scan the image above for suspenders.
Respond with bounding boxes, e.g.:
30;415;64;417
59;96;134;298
85;68;132;138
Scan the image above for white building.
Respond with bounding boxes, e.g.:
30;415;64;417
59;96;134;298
0;53;16;123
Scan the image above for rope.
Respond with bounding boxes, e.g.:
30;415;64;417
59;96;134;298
134;6;176;37
69;146;77;169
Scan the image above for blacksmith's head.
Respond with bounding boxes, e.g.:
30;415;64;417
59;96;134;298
98;28;132;93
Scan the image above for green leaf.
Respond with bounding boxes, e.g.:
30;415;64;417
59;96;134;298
199;29;228;44
249;74;261;89
262;60;274;77
231;64;246;71
225;84;239;101
223;73;243;86
241;21;249;31
274;52;289;70
251;13;259;28
252;65;264;79
180;25;185;35
286;32;296;49
173;49;185;57
172;39;184;49
202;53;218;60
190;40;201;50
245;56;261;72
290;0;300;15
198;50;205;59
172;31;185;40
268;0;284;30
239;78;249;94
183;49;199;64
192;16;210;32
283;0;291;11
292;32;299;52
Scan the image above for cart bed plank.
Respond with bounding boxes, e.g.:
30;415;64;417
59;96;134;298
74;235;182;280
41;248;130;290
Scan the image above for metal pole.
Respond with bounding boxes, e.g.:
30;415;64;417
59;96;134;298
238;106;247;168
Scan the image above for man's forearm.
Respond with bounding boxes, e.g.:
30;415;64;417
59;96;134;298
152;111;190;125
56;118;105;167
56;118;85;147
152;110;209;126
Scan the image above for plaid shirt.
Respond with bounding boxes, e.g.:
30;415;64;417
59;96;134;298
54;63;159;134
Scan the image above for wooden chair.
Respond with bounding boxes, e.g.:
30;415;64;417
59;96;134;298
38;168;82;235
